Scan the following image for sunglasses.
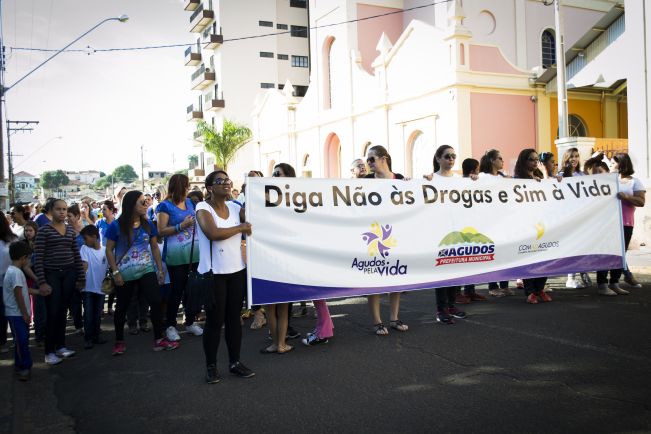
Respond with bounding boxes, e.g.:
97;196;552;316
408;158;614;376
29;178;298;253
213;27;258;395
367;156;384;164
272;172;281;177
527;157;538;162
212;178;233;185
442;153;456;160
138;200;147;206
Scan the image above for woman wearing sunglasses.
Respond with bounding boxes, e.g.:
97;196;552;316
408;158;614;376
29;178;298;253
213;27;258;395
105;191;178;355
513;149;552;304
364;145;409;335
430;145;468;324
196;170;255;383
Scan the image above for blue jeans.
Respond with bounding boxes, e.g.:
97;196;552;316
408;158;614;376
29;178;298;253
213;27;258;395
7;316;32;371
83;292;104;342
0;291;7;346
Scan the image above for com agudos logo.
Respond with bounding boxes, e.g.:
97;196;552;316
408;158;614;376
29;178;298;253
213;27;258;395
436;227;495;266
518;222;559;254
351;222;407;276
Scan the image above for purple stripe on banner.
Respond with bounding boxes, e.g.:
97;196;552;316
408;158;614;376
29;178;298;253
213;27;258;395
251;254;624;305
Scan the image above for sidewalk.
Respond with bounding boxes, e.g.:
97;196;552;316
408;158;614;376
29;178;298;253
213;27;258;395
626;248;651;273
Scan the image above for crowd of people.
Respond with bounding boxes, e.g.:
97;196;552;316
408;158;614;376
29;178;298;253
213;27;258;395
0;144;645;383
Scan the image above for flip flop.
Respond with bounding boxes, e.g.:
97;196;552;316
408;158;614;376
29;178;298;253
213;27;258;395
277;345;294;354
259;347;277;354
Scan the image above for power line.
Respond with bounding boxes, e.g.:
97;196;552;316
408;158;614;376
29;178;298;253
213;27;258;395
8;0;452;54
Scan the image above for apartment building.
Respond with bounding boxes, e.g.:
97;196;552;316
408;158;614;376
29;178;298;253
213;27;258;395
183;0;310;178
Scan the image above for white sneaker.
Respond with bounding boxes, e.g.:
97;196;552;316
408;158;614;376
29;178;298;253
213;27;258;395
45;353;63;365
597;284;617;296
55;347;76;358
185;323;203;336
608;283;629;295
166;326;181;341
566;277;584;289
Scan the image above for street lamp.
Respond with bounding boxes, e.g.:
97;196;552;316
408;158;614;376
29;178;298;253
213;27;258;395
0;15;128;208
3;15;129;92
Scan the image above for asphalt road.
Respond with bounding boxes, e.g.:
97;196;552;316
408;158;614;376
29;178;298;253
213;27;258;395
2;275;651;434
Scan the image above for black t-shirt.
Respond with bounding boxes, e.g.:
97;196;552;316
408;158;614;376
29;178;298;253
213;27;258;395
364;173;405;179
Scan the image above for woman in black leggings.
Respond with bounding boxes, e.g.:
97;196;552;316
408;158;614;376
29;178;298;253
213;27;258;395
196;170;254;383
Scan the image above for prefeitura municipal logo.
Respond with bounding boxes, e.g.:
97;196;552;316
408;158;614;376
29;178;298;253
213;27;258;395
436;227;495;266
351;222;407;276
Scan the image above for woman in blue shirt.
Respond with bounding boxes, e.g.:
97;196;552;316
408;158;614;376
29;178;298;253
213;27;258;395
105;191;179;356
156;174;202;341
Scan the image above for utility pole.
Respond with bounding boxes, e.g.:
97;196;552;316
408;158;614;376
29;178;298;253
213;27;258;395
140;145;145;191
553;0;569;139
6;120;39;204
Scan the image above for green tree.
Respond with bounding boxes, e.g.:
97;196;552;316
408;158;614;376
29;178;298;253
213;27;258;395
39;170;69;190
94;176;112;189
99;171;107;178
188;154;199;169
196;119;252;171
112;165;138;183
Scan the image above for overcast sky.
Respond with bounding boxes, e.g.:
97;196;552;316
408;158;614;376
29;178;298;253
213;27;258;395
3;0;197;178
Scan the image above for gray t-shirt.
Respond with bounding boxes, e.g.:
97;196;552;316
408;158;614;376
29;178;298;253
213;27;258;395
3;265;30;317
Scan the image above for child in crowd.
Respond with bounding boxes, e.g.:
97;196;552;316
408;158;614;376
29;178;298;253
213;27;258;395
3;241;41;381
79;225;109;349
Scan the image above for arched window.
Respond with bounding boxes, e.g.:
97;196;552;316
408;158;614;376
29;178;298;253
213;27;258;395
322;36;335;110
410;132;434;178
542;29;556;68
568;114;588;137
556;114;588;138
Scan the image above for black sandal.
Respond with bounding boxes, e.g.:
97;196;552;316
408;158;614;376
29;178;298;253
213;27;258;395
389;320;408;332
374;323;388;336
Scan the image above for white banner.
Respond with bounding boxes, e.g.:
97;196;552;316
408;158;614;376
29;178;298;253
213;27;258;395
246;174;625;305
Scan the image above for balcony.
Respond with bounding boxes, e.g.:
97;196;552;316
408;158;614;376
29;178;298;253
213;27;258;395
183;0;200;11
189;4;215;33
193;130;203;143
191;65;216;90
203;32;224;50
187;104;203;122
184;46;202;66
205;98;225;111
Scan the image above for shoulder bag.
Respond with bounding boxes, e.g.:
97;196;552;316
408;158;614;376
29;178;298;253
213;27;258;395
101;234;135;295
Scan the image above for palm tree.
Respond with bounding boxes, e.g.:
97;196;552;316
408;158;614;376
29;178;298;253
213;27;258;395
196;119;252;171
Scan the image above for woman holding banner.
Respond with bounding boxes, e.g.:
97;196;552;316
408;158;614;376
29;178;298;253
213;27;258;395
478;149;513;298
513;149;552;304
611;153;645;291
196;170;255;382
364;145;409;335
431;145;467;324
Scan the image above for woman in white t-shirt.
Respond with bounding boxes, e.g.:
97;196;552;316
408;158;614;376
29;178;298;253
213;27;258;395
430;145;467;325
196;170;255;384
558;147;592;289
612;153;646;290
478;149;513;297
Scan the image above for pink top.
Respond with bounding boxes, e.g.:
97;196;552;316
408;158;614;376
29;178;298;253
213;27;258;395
619;176;645;227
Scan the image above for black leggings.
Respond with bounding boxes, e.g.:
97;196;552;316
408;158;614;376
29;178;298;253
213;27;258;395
597;225;633;284
436;286;459;311
166;263;198;327
114;272;162;341
203;269;246;366
523;277;548;295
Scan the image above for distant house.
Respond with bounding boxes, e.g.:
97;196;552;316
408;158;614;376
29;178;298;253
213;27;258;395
148;171;168;179
14;171;36;203
66;170;101;185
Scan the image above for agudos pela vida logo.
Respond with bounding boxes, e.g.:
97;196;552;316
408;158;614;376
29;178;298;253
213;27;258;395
351;222;408;276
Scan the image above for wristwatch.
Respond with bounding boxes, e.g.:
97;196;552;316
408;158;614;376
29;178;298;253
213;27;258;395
112;270;121;276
